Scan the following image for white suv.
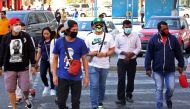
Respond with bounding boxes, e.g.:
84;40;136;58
69;3;90;17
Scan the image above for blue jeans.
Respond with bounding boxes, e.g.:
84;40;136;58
89;66;108;108
153;72;175;109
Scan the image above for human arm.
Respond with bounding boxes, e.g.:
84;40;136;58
145;38;154;77
0;36;5;76
52;54;58;86
82;54;89;88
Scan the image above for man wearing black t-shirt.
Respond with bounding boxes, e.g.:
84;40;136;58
0;17;36;109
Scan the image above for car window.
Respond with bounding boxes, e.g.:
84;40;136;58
28;13;38;25
78;21;92;31
45;12;55;22
71;4;80;8
82;4;89;8
145;18;180;30
36;13;47;23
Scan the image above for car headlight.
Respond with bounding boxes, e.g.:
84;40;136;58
138;33;144;38
172;33;179;38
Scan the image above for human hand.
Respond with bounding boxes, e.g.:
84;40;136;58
90;51;98;56
0;68;3;76
53;75;58;86
146;70;152;77
96;52;106;58
83;76;89;88
177;67;183;74
31;67;36;76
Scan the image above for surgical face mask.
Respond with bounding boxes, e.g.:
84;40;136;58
70;32;78;38
95;25;103;32
59;32;64;37
124;28;132;34
13;25;22;33
21;29;26;32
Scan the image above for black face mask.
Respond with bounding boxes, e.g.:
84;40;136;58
70;32;78;38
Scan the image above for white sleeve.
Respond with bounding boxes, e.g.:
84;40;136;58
84;37;90;49
50;39;55;65
114;36;122;55
109;34;115;48
133;35;142;55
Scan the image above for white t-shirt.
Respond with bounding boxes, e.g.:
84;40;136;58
85;32;115;68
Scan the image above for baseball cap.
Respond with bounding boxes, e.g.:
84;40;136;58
93;18;103;25
9;17;21;25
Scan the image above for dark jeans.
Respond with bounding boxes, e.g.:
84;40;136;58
40;60;54;89
141;13;144;23
0;35;3;44
57;78;82;109
117;59;137;101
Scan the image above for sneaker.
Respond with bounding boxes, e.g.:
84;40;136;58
42;86;49;96
115;100;126;105
8;103;12;108
166;100;172;109
97;103;104;109
50;89;56;96
25;99;32;109
126;97;134;103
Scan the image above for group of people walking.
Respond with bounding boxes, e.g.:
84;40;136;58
0;9;186;109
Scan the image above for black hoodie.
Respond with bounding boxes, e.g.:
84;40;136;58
0;31;36;71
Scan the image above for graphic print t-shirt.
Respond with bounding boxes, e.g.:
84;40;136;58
53;37;88;80
8;35;25;71
85;33;115;68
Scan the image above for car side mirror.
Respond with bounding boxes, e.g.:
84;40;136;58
181;25;185;29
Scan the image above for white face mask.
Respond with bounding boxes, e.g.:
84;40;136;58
13;25;22;33
59;32;64;37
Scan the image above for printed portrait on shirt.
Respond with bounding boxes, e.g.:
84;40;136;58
9;39;23;63
64;48;74;69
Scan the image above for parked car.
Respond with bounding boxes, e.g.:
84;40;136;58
138;16;190;56
86;6;112;17
76;17;119;40
6;10;58;47
69;3;90;17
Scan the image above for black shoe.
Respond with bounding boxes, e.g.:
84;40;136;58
126;97;134;103
25;99;32;109
166;100;172;109
115;100;126;105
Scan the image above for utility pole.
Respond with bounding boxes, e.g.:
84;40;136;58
94;0;97;17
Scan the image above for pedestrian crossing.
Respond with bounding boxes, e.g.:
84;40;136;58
0;71;190;109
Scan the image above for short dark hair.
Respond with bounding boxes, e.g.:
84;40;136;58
64;20;78;36
1;11;6;15
57;24;64;38
21;22;25;26
123;20;131;26
157;21;168;30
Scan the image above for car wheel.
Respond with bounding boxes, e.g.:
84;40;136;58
80;13;86;17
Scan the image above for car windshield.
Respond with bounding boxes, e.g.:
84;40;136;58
78;21;92;31
7;13;26;23
144;18;181;30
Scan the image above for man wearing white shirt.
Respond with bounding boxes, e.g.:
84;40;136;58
115;20;141;105
85;18;115;109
